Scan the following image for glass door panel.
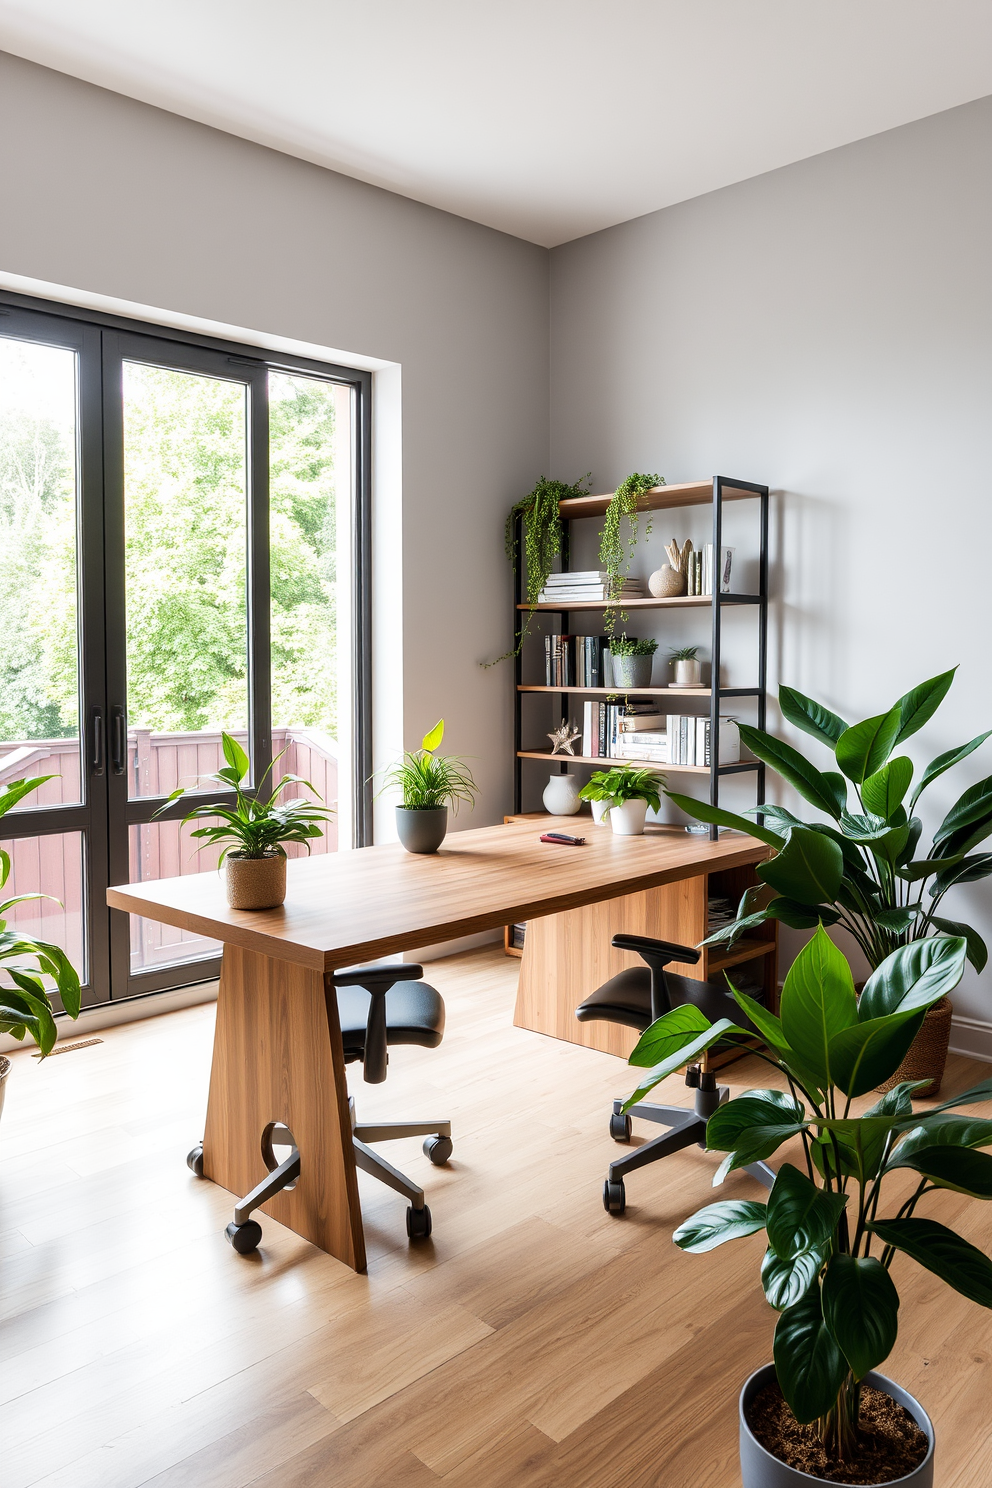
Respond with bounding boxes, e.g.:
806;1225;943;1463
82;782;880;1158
128;818;223;974
0;829;87;981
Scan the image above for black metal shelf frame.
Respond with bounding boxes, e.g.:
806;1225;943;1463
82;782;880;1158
512;475;769;839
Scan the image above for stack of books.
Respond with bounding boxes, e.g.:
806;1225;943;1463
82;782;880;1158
537;571;647;604
544;634;611;687
707;895;736;933
581;703;666;759
615;710;668;763
667;716;741;766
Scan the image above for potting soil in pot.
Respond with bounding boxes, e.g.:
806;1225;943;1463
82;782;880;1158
746;1381;928;1484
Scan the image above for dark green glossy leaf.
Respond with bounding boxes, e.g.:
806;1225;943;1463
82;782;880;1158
930;917;988;974
840;810;890;841
861;757;914;823
868;1217;992;1307
757;828;844;908
867;823;913;867
821;1255;899;1379
864;1082;931;1119
726;989;824;1095
672;1199;767;1253
934;775;992;846
736;725;847;818
762;1244;825;1311
892;669;957;748
742;803;806;832
628;1003;712;1068
930;855;992;898
835;708;902;785
926;1077;992;1112
872;906;919;934
889;1143;992;1198
828;1009;926;1099
911;730;992;811
780;926;858;1086
706;1090;806;1152
774;1285;849;1424
621;1019;740;1112
897;857;946;883
896;817;923;867
711;1121;805;1184
663;792;785;848
893;1117;992;1162
778;686;848;748
766;1163;847;1261
859;937;967;1021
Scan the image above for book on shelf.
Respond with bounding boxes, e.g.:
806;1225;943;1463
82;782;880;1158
545;634;611;687
666;715;741;766
537;572;647;603
617;712;667;732
701;545;735;596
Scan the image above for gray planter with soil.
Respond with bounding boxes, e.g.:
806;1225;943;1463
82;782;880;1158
396;806;448;854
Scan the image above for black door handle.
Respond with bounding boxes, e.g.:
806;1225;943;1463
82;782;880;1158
91;707;105;775
111;707;127;775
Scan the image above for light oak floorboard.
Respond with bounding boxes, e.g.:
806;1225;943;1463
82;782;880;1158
1;946;990;1487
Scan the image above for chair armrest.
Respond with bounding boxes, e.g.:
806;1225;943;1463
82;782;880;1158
330;961;425;987
611;934;700;966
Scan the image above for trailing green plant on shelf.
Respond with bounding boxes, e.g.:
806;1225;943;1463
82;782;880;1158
381;720;478;812
610;636;658;657
0;777;81;1056
579;765;664;810
600;471;665;632
666;668;992;974
488;474;590;665
154;733;333;862
621;925;992;1469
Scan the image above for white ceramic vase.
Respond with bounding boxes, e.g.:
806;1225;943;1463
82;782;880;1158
674;658;702;687
610;798;648;835
542;773;581;816
591;798;611;825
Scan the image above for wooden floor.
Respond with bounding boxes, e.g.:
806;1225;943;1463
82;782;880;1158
2;946;991;1488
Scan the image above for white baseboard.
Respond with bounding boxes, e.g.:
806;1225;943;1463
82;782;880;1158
949;1016;992;1064
0;979;219;1054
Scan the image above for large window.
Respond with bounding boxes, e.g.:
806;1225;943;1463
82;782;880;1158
0;293;371;1007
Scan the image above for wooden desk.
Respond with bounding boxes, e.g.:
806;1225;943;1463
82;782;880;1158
107;819;769;1271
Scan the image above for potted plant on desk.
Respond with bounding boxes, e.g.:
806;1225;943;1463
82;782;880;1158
384;720;478;854
155;733;333;910
622;925;991;1486
580;765;663;835
0;776;82;1118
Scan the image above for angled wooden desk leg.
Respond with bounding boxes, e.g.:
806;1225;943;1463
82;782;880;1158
202;943;366;1271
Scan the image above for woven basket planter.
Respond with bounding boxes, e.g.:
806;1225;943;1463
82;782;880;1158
877;997;953;1099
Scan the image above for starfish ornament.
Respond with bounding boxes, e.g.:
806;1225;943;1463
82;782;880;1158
548;718;581;756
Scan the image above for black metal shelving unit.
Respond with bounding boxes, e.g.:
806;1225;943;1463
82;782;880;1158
512;475;769;839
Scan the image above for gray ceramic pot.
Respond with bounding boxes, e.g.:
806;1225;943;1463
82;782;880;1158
396;805;448;854
611;653;653;688
739;1364;934;1488
0;1055;9;1125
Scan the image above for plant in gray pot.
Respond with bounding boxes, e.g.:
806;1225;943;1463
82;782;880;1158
0;775;83;1116
385;720;478;854
610;635;657;689
155;733;334;910
621;924;992;1486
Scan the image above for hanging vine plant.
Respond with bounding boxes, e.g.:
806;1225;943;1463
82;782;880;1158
599;471;665;632
486;474;590;665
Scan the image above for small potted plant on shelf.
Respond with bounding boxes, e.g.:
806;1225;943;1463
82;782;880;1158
0;776;83;1118
383;720;478;854
155;733;334;910
621;925;989;1487
579;765;663;836
610;636;658;689
669;644;702;687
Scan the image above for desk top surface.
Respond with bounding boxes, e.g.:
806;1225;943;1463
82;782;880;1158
106;818;769;972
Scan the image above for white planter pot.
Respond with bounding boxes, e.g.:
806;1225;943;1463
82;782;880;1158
674;658;701;687
591;798;612;825
542;773;581;816
610;798;648;835
739;1365;935;1488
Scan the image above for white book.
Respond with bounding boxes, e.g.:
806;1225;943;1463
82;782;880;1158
582;700;594;758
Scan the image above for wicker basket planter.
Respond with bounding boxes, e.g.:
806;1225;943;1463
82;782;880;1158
877;997;953;1099
225;851;287;910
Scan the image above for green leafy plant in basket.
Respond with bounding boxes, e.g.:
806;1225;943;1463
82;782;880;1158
666;669;991;975
0;777;81;1055
381;720;479;812
623;926;991;1472
489;474;590;664
154;733;334;861
600;472;665;632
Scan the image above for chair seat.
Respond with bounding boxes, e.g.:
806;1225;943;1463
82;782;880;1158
575;966;756;1032
337;981;445;1061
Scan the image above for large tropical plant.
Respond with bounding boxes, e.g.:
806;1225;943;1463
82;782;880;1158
667;669;991;972
623;925;992;1465
0;777;81;1055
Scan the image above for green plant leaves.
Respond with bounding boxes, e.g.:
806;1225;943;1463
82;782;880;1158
0;775;55;819
780;926;858;1086
859;937;967;1021
910;730;992;810
827;1010;926;1099
821;1255;899;1379
835;708;902;785
888;1143;992;1198
934;775;992;848
930;916;988;974
893;1116;992;1162
929;855;992;898
757;828;844;908
868;1217;992;1307
421;719;445;752
762;1245;824;1311
766;1163;847;1262
663;791;785;848
860;757;913;823
773;1286;849;1424
737;725;847;818
892;669;958;749
627;1003;711;1068
221;731;250;783
672;1199;767;1253
778;686;848;747
621;1019;740;1112
706;1090;807;1181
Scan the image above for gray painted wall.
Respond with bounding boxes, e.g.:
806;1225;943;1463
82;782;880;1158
550;97;992;1035
0;51;548;829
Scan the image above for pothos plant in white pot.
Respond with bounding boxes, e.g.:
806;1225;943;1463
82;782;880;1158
579;766;664;835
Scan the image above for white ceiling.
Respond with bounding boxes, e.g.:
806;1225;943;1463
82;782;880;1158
2;1;992;247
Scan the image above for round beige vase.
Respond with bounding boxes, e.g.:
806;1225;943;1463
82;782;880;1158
225;851;287;910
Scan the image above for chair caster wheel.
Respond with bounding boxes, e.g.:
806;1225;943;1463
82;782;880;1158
225;1220;263;1254
603;1179;626;1215
424;1135;453;1166
406;1204;432;1239
187;1144;204;1177
609;1113;632;1142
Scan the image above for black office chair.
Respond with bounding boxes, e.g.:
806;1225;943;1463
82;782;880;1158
202;962;452;1253
575;933;775;1215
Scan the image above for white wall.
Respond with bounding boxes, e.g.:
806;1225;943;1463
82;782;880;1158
0;51;548;831
550;97;992;1040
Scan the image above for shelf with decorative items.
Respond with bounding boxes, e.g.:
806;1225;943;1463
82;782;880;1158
510;475;770;840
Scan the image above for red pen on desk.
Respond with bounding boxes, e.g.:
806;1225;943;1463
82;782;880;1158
540;831;586;846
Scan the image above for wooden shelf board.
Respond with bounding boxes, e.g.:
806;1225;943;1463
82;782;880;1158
518;685;760;698
706;938;776;972
519;595;761;612
557;479;763;519
517;750;759;775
